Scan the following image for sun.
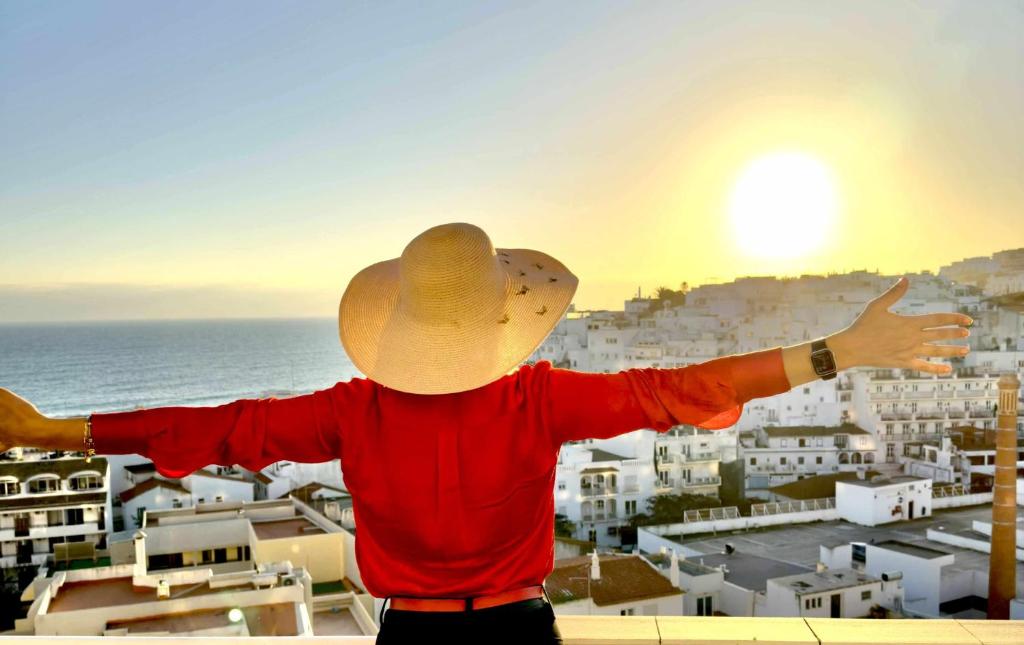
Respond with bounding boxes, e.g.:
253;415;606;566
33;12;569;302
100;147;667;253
728;151;839;259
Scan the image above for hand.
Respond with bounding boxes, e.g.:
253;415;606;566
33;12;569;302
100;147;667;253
0;387;49;452
833;276;973;375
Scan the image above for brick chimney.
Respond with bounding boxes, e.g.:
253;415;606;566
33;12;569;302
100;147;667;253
986;372;1019;620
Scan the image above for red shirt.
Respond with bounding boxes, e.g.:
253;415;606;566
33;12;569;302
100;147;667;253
90;346;791;599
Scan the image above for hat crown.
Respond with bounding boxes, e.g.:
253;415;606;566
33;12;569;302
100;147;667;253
398;222;505;324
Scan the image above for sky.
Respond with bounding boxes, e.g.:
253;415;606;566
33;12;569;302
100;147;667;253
1;0;1022;323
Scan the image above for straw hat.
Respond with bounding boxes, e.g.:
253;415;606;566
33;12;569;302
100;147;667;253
338;222;578;395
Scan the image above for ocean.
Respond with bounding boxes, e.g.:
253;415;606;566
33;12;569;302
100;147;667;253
0;318;362;419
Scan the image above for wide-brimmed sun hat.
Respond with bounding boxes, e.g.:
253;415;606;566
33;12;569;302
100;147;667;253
338;222;579;395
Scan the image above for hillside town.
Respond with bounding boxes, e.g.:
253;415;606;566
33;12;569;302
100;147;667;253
2;248;1023;636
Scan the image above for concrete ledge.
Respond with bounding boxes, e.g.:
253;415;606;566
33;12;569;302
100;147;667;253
804;617;984;644
658;616;818;644
3;616;1024;643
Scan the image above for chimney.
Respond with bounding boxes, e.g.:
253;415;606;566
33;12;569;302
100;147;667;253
816;562;827;573
132;530;148;579
590;550;601;581
856;469;866;480
987;372;1019;620
670;549;680;588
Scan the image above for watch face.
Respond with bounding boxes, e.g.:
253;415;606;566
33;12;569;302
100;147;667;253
811;349;836;373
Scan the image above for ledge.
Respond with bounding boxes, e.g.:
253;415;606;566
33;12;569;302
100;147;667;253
3;615;1023;643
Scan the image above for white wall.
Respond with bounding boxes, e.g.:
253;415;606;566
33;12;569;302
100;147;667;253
864;544;952;617
187;474;253;504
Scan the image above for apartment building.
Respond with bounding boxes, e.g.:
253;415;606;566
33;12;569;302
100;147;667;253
850;368;1003;466
557;425;731;548
555;445;645;548
652;427;725;497
0;456;113;574
740;423;876;496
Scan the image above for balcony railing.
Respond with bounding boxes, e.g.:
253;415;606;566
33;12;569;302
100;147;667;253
580;511;617;521
580;485;618;497
681;476;721;487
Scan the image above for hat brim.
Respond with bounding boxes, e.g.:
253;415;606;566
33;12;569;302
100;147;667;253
338;247;578;395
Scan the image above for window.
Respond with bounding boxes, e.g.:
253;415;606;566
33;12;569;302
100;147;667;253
620;608;635;616
798;456;804;465
557;482;566;491
69;475;102;491
198;497;205;503
803;387;810;394
172;499;182;508
816;456;823;464
861;590;871;600
780;457;787;465
29;478;59;494
0;480;17;496
804;596;822;609
625;500;637;515
781;439;787;447
750;457;757;465
65;508;84;525
215;496;224;502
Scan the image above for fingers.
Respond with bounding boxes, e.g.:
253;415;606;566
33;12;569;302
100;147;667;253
917;342;970;358
922;326;970;342
908;358;954;375
911;312;973;329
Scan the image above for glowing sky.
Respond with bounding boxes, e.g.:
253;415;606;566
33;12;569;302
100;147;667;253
1;0;1021;322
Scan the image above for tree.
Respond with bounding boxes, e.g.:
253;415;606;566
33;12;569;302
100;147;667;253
628;492;722;527
554;513;576;538
654;285;687;308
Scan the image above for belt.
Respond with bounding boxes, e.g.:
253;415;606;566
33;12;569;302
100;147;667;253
388;584;546;612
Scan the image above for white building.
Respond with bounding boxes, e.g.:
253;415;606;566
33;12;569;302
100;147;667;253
555;444;649;547
741;423;876;496
0;456;113;572
765;567;902;618
20;544;318;636
819;539;955;617
187;467;255;504
835;475;932;526
850;368;1001;465
119;478;192;531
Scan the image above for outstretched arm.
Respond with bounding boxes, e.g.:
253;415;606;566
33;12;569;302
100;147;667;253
0;378;377;478
539;345;794;447
540;276;973;447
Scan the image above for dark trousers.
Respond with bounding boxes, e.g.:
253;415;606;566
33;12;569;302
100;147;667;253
376;597;563;644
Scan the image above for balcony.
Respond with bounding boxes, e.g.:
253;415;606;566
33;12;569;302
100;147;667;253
681;476;721;488
579;485;618;497
579;511;617;521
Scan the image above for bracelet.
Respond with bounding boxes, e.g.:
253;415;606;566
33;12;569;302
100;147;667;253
84;414;96;463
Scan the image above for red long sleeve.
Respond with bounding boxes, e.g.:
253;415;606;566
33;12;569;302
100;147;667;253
539;346;791;447
89;378;376;479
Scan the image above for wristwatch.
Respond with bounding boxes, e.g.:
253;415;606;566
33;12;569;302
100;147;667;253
810;338;837;380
